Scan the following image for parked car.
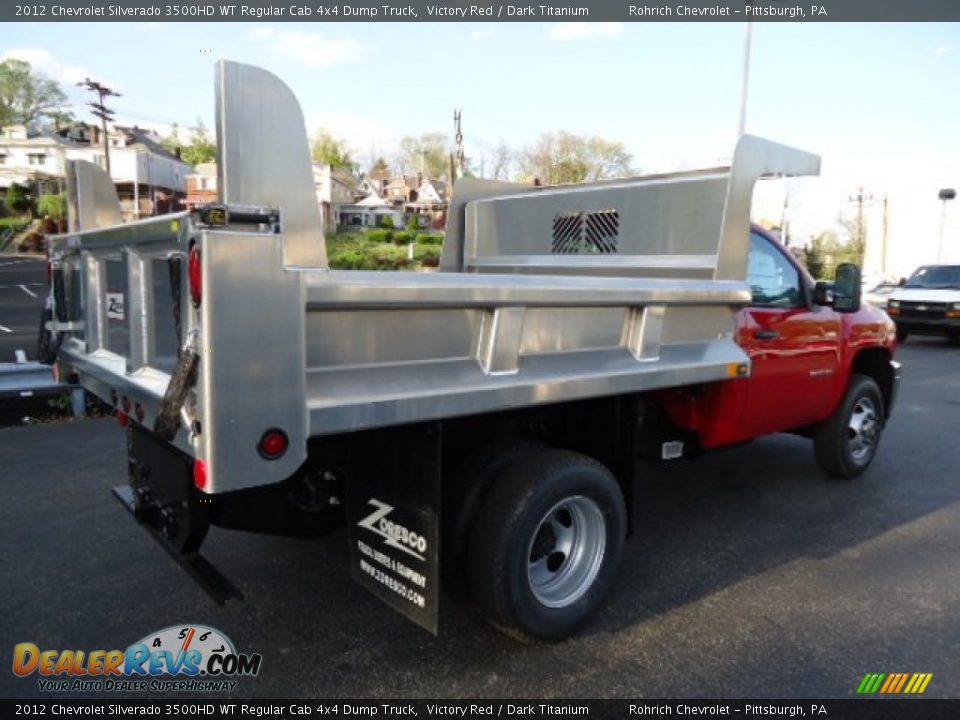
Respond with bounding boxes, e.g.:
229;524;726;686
886;264;960;342
864;282;899;309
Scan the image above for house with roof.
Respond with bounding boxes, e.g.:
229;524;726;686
338;185;402;228
184;162;217;210
384;175;421;206
314;164;355;232
405;178;449;229
0;122;190;219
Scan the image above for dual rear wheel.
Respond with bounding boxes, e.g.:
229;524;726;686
456;447;627;642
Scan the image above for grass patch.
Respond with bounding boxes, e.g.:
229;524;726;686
326;230;443;271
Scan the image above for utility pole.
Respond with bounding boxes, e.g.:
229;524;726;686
78;78;121;176
453;109;465;181
737;22;753;138
881;193;889;274
937;188;956;261
856;186;866;266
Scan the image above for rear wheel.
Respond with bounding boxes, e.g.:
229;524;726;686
37;305;58;364
466;448;626;641
442;439;543;597
814;374;885;479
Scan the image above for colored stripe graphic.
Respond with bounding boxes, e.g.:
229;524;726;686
857;672;932;694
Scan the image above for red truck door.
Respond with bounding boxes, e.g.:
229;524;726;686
735;232;841;439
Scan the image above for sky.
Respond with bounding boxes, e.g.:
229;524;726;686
1;20;959;273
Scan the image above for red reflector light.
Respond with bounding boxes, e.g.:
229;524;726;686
188;244;202;308
117;411;129;427
193;459;208;490
258;429;289;459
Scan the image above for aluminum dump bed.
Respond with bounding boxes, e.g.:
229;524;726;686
50;61;820;494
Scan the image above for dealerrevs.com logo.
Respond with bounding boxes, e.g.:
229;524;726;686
13;625;262;693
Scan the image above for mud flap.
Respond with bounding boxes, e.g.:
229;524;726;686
115;425;242;605
345;423;441;635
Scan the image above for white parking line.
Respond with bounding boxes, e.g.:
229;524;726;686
18;284;38;298
0;325;11;333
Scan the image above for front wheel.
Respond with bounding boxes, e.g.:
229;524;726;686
814;374;885;479
465;449;626;641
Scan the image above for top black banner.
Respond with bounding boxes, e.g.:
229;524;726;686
5;0;960;23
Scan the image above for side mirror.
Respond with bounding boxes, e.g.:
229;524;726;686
833;263;862;313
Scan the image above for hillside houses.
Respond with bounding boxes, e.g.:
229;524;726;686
0;122;190;218
341;173;449;229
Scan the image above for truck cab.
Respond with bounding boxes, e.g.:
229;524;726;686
886;264;960;342
655;226;899;478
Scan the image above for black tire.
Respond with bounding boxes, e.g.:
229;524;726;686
466;448;626;641
442;439;544;597
37;306;58;364
814;374;885;479
895;330;908;343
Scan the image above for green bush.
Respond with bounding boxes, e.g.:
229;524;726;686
370;244;412;270
5;183;31;216
414;245;441;263
365;228;393;243
415;232;444;246
37;193;67;220
406;214;420;232
392;230;413;245
379;215;394;229
329;250;368;270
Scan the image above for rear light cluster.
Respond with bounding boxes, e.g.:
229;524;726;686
188;242;202;308
193;459;208;490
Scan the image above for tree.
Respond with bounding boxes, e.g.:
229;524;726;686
519;131;633;185
397;133;449;180
159;122;182;155
0;59;68;129
37;193;67;220
179;119;216;167
5;183;31;216
311;129;356;173
802;232;832;280
368;156;390;181
489;140;514;180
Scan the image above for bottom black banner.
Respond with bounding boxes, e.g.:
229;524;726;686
1;700;957;720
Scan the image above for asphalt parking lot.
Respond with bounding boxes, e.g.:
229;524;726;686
1;340;959;700
0;255;46;362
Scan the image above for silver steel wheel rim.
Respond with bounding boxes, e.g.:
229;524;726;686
848;396;880;464
526;495;606;609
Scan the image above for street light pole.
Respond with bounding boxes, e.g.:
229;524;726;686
937;188;956;261
737;22;753;137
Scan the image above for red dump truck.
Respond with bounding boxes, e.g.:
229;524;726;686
45;61;900;641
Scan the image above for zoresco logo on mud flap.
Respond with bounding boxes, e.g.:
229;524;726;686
350;495;439;634
358;498;429;561
12;625;262;693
